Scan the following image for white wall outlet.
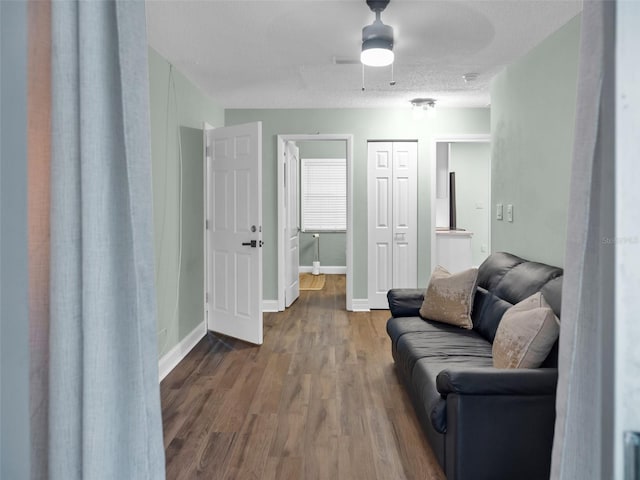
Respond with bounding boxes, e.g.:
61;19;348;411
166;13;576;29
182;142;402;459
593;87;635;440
507;204;514;222
496;203;503;220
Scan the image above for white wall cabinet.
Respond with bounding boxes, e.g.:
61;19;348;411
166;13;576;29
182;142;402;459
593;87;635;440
367;141;418;309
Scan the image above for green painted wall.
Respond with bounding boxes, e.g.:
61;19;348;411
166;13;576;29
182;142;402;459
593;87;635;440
299;232;346;267
490;15;581;267
148;48;224;357
449;142;491;267
225;108;490;300
297;140;347;268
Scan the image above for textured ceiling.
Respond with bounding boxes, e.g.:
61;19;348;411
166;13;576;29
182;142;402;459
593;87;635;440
146;0;582;109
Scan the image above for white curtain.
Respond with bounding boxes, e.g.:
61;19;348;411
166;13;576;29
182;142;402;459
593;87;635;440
550;1;615;478
46;1;165;478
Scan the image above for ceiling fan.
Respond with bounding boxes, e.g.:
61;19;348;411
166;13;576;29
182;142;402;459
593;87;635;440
361;0;394;67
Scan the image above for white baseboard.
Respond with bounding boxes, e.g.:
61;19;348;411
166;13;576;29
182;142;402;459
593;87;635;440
298;266;347;274
262;300;280;312
158;321;207;382
350;298;370;312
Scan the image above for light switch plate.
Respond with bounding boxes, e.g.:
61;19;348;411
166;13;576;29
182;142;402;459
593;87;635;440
507;204;514;222
496;203;503;220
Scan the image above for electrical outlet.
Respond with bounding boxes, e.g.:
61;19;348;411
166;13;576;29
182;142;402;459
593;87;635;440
496;203;503;220
507;204;514;222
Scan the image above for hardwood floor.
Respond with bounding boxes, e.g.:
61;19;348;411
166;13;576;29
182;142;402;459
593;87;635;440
161;275;445;480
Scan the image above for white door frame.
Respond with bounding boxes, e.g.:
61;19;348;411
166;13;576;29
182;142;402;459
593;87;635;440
430;134;491;272
277;134;354;311
203;122;215;330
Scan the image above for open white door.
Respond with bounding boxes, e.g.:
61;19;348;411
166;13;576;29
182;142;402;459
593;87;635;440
206;122;263;345
284;141;300;307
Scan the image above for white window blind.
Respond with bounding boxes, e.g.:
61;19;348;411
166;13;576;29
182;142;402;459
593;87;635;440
301;158;346;232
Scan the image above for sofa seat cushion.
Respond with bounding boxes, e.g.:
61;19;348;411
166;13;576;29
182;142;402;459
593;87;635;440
412;357;493;434
387;316;434;350
393;319;493;382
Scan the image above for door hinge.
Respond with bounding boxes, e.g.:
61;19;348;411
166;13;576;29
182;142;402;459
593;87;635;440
205;292;209;303
205;219;209;230
205;145;211;158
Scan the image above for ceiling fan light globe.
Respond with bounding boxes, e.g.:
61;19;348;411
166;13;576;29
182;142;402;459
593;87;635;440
361;48;394;67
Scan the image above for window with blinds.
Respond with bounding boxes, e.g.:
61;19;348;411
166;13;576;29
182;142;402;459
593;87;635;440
301;158;346;232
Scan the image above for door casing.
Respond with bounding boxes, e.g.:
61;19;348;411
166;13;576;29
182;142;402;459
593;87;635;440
276;134;354;311
430;134;491;273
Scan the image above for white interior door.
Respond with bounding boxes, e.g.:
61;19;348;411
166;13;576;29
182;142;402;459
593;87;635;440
284;141;300;307
368;142;394;309
392;142;418;288
206;122;263;344
367;141;418;309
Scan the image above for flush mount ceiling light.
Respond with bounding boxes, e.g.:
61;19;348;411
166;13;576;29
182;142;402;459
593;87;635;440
410;98;437;119
463;73;479;83
361;0;394;67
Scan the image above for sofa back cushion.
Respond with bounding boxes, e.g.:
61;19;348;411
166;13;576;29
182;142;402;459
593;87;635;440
471;253;563;362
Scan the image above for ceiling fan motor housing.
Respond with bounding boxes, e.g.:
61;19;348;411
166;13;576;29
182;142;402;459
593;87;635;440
366;0;390;13
362;19;394;50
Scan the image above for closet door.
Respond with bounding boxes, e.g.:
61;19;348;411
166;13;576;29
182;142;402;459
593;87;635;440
368;142;394;309
392;142;418;289
367;141;417;309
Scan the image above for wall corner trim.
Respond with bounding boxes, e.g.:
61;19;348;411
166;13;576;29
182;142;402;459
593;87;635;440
350;299;370;312
262;300;280;312
158;321;207;382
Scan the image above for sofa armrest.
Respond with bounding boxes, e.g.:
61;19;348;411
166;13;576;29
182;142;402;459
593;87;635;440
387;288;424;317
444;385;556;479
437;367;558;396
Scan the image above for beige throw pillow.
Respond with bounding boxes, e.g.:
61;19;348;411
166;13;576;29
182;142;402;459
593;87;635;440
492;292;560;369
419;266;478;329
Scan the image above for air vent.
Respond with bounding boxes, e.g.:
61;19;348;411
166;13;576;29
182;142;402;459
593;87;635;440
332;56;360;65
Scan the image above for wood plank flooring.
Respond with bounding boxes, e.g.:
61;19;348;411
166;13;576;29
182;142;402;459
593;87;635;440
161;275;445;480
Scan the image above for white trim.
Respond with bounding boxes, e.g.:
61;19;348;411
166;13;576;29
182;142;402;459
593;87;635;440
350;299;370;312
430;134;491;274
277;134;354;311
203;122;215;331
158;321;207;382
262;300;280;312
298;266;347;274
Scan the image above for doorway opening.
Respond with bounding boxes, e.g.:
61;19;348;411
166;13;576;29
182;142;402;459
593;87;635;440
431;135;491;273
276;134;354;311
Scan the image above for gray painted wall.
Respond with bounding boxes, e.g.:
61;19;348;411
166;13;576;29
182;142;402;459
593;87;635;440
1;2;30;478
148;48;224;357
226;108;490;300
490;15;581;267
449;142;491;266
297;140;347;267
